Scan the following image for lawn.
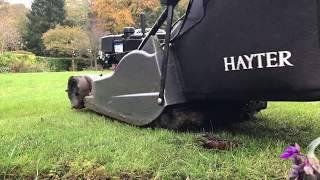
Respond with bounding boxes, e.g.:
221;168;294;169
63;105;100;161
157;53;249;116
1;72;320;179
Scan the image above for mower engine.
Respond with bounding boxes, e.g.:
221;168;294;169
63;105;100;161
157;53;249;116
98;14;166;68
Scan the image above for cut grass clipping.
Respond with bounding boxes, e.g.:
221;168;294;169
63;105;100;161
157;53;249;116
1;72;320;179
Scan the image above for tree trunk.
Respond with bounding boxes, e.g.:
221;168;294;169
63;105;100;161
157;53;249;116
94;54;97;70
90;57;93;69
72;55;75;71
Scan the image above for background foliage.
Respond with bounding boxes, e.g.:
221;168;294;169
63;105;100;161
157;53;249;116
24;0;66;55
0;0;190;72
92;0;189;32
0;3;27;53
65;0;91;29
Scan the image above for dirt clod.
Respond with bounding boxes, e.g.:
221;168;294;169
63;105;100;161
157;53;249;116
198;134;240;150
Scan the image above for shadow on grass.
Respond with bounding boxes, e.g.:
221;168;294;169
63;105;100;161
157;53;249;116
74;108;317;145
214;117;317;146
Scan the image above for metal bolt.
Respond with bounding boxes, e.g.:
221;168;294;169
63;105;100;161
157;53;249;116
157;98;163;105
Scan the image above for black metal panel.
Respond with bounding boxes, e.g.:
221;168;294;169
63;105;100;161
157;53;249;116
123;39;143;51
101;35;123;53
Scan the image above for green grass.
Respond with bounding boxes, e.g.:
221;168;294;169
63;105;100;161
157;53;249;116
1;72;320;179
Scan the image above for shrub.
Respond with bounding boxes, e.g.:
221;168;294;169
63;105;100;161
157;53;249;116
11;51;35;55
75;58;91;71
0;66;11;73
44;57;72;72
38;57;91;72
0;52;16;67
0;52;49;73
9;60;49;73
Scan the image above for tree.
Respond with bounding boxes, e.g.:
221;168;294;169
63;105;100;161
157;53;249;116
65;0;90;29
91;0;160;33
0;20;21;53
42;26;91;70
42;26;91;57
0;3;27;52
91;0;190;33
175;0;189;18
24;0;66;55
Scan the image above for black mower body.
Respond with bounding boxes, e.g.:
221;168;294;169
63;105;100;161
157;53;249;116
174;0;320;101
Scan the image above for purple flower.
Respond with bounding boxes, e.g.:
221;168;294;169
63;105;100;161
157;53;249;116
289;164;305;179
307;157;320;174
281;139;320;179
280;143;301;159
304;160;315;175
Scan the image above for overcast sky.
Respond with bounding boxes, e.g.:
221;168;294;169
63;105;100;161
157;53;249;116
5;0;33;8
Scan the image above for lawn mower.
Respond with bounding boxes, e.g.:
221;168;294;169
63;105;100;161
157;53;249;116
67;0;320;130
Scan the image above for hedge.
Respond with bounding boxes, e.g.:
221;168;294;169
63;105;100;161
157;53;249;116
37;57;91;72
0;52;92;73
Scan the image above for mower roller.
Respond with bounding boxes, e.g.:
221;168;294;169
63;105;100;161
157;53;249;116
67;0;320;129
